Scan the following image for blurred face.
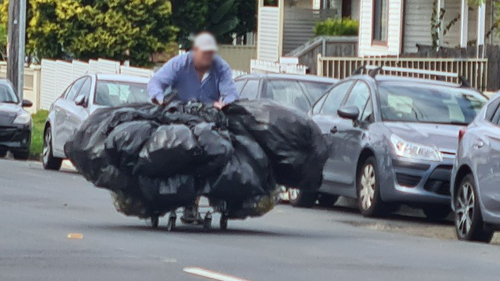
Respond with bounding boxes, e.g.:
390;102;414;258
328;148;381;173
193;47;216;71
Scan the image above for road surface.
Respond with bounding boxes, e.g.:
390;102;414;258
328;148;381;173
1;159;499;281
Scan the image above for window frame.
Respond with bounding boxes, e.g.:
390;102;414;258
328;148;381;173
371;0;389;46
343;80;374;123
240;79;260;100
64;77;87;101
317;80;356;116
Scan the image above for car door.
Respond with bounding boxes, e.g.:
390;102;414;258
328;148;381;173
53;77;86;155
329;81;372;190
474;105;500;215
311;80;355;191
66;77;92;147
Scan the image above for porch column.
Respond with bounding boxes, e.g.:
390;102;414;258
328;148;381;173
460;0;468;48
477;2;486;57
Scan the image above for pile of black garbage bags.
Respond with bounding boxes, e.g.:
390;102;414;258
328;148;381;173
65;100;328;219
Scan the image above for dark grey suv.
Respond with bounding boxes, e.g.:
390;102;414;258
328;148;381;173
291;73;487;220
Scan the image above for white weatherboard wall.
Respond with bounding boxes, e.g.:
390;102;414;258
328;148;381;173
257;5;281;61
358;0;403;57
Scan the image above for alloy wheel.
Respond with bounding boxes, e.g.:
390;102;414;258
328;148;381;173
456;182;475;238
43;130;51;165
360;164;376;211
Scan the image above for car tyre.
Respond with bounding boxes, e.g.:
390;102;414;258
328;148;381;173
357;156;386;217
423;205;450;221
0;149;7;158
288;188;317;208
318;194;339;208
454;174;494;243
13;150;30;161
42;127;62;171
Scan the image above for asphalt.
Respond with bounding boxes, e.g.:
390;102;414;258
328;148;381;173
1;158;500;281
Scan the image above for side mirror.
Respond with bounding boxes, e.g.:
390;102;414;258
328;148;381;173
21;99;33;108
337;105;360;121
75;95;86;107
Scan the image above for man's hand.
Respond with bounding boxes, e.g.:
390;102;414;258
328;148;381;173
213;101;225;110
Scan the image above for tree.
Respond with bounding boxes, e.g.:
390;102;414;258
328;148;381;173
2;0;178;66
171;0;258;48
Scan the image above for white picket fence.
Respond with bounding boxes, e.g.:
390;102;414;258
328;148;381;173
250;59;307;75
40;58;154;110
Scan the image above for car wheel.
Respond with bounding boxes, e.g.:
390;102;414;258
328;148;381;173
423;205;451;221
357;156;386;217
42;127;62;171
13;150;30;161
454;174;493;243
0;149;7;158
288;188;317;208
318;194;339;208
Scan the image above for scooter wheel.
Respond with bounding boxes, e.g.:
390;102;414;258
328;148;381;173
203;217;212;232
166;216;176;232
151;216;159;229
220;216;228;231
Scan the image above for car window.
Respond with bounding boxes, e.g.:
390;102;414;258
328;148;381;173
263;79;310;111
77;78;92;101
361;97;374;122
235;80;247;94
320;81;355;115
65;78;86;101
343;81;371;114
0;82;18;103
240;80;259;99
312;93;328;114
300;81;333;102
378;82;487;125
485;97;500;122
95;80;149;107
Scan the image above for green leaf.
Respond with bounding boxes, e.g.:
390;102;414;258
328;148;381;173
211;0;235;24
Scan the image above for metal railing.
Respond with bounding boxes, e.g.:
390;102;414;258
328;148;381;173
317;55;489;91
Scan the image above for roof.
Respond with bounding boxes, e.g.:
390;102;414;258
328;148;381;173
96;74;149;84
235;73;337;84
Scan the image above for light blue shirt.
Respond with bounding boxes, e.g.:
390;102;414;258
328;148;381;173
148;52;239;104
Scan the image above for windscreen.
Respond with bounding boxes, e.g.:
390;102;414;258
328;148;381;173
0;83;19;103
95;80;149;107
378;82;487;125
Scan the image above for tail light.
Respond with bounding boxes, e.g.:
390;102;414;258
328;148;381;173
458;128;467;144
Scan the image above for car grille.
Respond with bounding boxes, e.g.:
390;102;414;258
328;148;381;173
396;173;422;187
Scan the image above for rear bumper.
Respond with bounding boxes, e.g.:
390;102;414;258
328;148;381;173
0;124;31;151
380;157;453;206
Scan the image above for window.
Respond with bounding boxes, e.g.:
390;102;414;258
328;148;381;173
65;78;86;101
240;80;259;99
300;81;334;102
485;97;500;122
343;81;371;114
0;82;18;103
312;93;328;115
77;78;92;102
264;80;311;111
234;80;247;94
95;80;149;107
361;98;374;122
378;82;487;125
372;0;388;44
320;81;354;115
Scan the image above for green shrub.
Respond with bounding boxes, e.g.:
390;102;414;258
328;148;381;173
30;110;48;159
314;18;359;36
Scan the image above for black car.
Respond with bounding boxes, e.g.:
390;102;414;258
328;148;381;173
234;74;337;111
0;80;33;160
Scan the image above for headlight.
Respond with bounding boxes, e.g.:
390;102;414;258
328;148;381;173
390;134;442;162
13;112;32;125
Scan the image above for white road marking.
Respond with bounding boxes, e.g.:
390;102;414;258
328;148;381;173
183;267;251;281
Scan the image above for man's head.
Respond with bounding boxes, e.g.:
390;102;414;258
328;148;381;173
192;32;218;71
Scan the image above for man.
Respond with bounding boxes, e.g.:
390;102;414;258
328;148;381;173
148;32;240;224
148;32;239;109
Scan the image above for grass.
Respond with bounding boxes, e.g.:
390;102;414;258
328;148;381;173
30;110;48;160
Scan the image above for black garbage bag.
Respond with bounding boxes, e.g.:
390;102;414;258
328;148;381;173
192;122;233;177
224;99;328;191
138;175;198;212
134;124;203;178
208;133;274;203
104;121;158;174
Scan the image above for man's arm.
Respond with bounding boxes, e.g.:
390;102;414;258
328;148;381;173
217;61;240;105
148;58;179;103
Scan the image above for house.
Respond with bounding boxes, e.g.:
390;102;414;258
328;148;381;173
256;0;360;62
357;0;499;57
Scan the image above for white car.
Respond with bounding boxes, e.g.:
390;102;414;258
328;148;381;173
43;74;150;170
